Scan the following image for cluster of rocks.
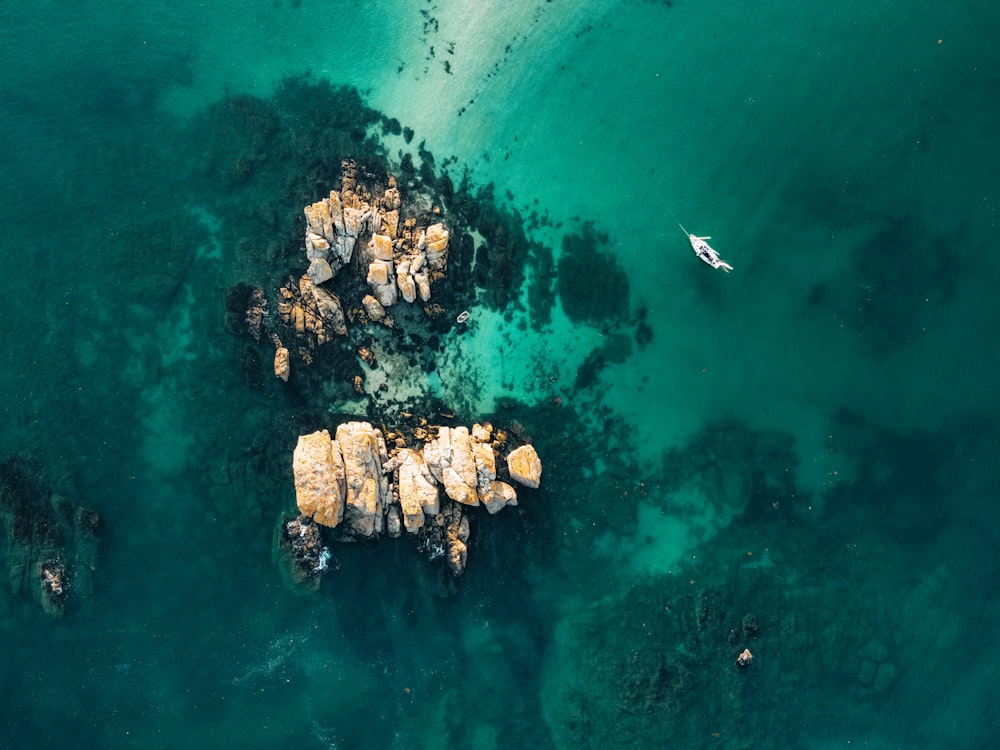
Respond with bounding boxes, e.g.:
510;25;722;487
290;421;541;576
303;161;450;306
0;456;100;618
271;161;450;381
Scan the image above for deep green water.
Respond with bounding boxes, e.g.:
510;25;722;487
2;1;999;748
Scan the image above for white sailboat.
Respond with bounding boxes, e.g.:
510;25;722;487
680;224;732;272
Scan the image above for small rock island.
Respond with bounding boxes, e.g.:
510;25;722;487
284;421;541;581
268;160;451;381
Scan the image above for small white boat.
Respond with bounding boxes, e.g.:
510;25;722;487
680;224;732;272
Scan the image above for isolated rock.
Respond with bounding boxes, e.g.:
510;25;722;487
274;346;290;381
506;444;542;488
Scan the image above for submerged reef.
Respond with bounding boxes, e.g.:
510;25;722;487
0;456;100;618
557;223;630;325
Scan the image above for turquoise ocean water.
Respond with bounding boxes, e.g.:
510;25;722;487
2;1;999;747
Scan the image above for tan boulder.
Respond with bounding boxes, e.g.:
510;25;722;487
326;190;345;232
304;199;335;243
305;231;330;260
335;422;388;537
274;347;290;382
300;274;348;337
424;223;449;270
343;206;370;238
472;441;497;501
424;427;479;506
444;502;470;576
447;535;467;576
307;257;334;285
366;259;398;307
293;430;346;527
381;209;399;239
367;260;390;286
414;272;432;302
371;234;393;261
422;428;448;483
377;284;398;308
362;294;387;322
506;444;542;488
396;448;439;532
397;270;416;303
471;422;493;443
386;504;402;538
383;181;401;211
481;479;518;515
292;304;306;333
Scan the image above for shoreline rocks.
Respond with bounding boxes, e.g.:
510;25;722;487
290;420;541;577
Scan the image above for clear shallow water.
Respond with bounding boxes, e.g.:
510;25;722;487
2;1;999;748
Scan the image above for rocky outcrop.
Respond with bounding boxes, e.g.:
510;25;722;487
276;274;348;347
289;420;541;576
300;162;450;316
232;161;453;391
506;444;542;489
443;501;470;577
417;500;470;577
304;187;356;281
301;275;348;337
